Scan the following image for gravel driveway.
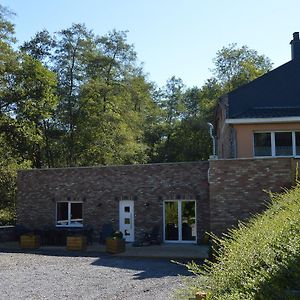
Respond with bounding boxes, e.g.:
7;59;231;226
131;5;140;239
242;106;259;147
0;251;192;300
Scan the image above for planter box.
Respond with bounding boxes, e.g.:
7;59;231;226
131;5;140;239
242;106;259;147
66;236;87;251
20;234;40;249
106;238;125;254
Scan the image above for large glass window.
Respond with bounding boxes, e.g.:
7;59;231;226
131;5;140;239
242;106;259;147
254;131;300;157
56;202;68;226
296;132;300;156
254;133;271;156
164;201;178;241
275;132;293;156
164;200;196;243
181;201;196;241
56;202;83;227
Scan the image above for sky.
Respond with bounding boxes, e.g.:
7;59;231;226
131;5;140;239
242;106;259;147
2;0;300;88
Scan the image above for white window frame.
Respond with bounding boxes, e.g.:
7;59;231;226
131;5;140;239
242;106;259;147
56;201;83;227
163;200;197;244
253;131;300;158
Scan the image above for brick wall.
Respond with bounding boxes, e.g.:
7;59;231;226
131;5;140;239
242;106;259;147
17;158;296;244
209;157;293;235
0;226;16;242
17;162;209;242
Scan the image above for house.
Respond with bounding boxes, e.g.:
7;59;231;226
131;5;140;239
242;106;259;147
215;32;300;159
16;33;300;245
17;158;295;243
17;162;210;243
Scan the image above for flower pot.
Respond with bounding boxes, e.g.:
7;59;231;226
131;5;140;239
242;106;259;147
106;238;125;254
66;236;87;251
20;234;40;249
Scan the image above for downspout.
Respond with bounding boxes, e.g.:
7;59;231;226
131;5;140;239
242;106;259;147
207;123;217;159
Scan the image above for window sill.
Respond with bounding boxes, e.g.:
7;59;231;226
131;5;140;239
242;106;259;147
56;224;83;228
254;155;300;158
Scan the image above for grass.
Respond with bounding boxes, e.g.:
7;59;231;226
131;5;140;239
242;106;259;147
177;184;300;300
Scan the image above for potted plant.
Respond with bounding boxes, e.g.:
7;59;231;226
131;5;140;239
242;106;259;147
106;231;125;254
20;233;40;249
66;234;87;251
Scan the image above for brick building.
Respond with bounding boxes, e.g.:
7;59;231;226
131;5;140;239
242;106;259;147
17;157;296;243
16;33;300;244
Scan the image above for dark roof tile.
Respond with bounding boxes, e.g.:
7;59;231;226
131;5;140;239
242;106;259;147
233;107;300;118
227;59;300;119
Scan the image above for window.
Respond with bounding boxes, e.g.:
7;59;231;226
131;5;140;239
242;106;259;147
275;132;292;156
296;132;300;156
254;131;300;157
254;133;271;156
56;202;83;227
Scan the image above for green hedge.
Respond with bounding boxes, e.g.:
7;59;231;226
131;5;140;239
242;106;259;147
178;184;300;300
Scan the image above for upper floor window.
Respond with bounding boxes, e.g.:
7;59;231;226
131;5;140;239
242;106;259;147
275;132;292;156
56;201;83;227
254;132;271;156
296;132;300;156
254;131;300;157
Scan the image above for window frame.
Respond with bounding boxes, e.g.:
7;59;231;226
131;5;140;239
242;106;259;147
253;130;300;158
253;132;272;157
56;201;83;228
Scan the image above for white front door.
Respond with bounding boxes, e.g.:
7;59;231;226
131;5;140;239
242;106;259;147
119;200;134;242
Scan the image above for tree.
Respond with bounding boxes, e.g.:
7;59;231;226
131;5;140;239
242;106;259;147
20;29;56;66
212;43;272;91
162;45;273;163
0;5;31;223
13;55;58;168
0;5;15;43
154;76;185;161
76;31;154;165
54;23;95;166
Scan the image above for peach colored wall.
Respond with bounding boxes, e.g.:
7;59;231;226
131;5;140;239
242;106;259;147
234;123;300;158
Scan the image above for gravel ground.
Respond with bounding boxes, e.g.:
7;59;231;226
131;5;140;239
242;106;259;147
0;251;192;300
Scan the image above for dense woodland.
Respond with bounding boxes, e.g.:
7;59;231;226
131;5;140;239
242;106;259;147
0;5;272;223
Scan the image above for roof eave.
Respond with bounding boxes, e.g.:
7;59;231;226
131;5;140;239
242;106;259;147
225;117;300;124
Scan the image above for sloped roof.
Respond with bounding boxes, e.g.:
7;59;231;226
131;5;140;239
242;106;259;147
227;59;300;119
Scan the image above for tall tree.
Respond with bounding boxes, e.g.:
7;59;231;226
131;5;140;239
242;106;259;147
20;29;56;66
0;5;15;43
54;23;95;166
156;76;185;161
212;43;272;91
76;31;154;165
13;55;58;168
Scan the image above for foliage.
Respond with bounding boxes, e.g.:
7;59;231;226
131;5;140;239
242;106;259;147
0;207;16;225
0;4;15;43
152;77;224;162
2;4;273;169
112;230;124;239
0;134;31;225
212;43;273;91
0;4;274;218
177;184;300;299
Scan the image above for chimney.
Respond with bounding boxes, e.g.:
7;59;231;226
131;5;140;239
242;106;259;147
290;32;300;60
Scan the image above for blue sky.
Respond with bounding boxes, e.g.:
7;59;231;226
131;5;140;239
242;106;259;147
2;0;300;87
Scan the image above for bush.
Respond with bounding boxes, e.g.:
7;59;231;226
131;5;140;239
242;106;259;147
0;206;16;225
178;184;300;299
112;231;123;239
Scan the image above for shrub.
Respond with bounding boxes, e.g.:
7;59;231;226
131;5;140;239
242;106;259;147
112;231;123;239
178;184;300;299
0;206;16;225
